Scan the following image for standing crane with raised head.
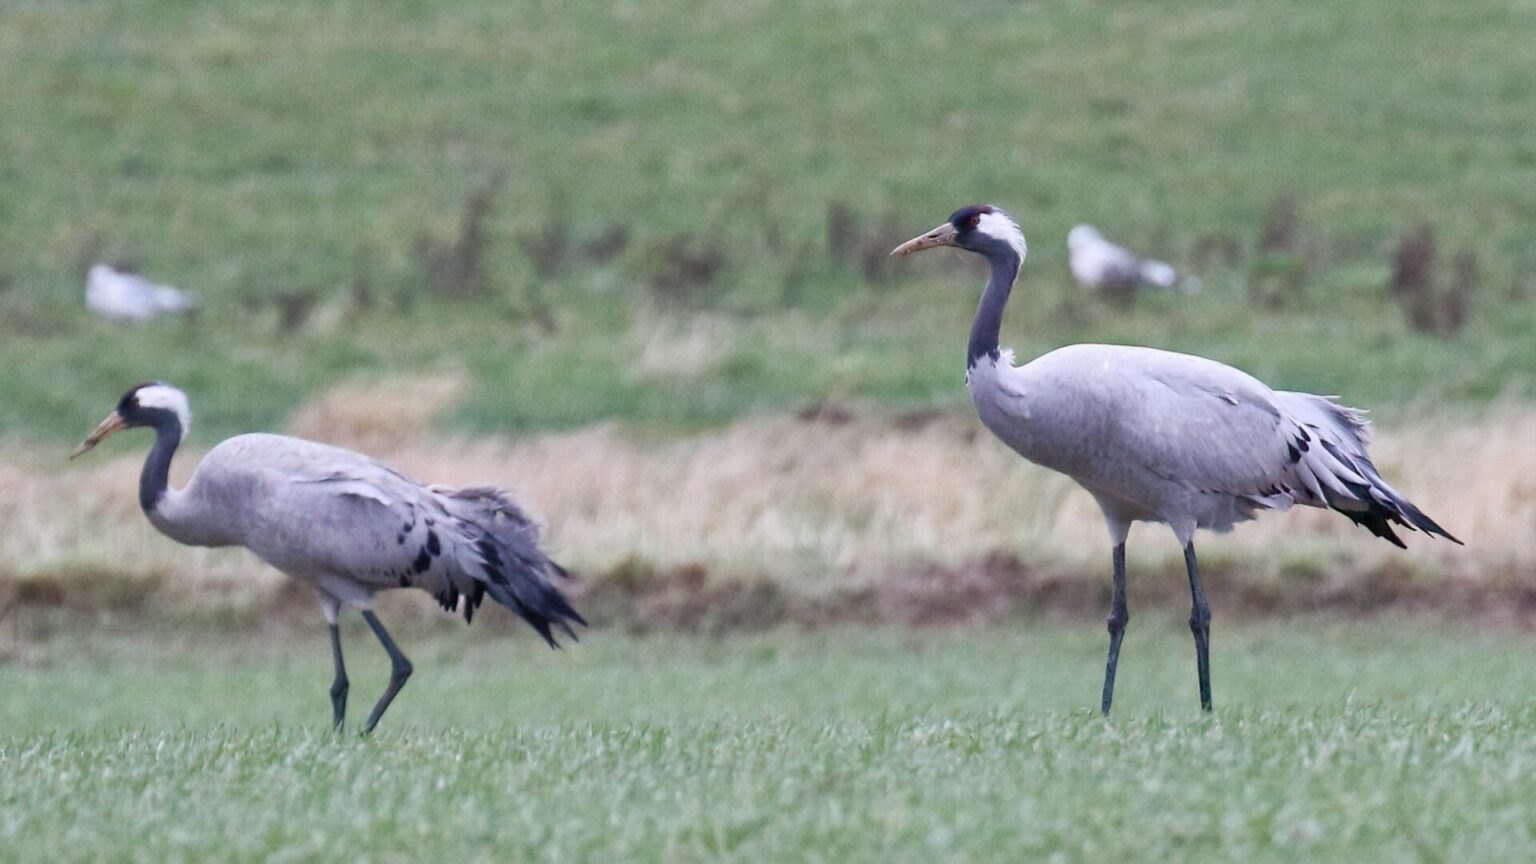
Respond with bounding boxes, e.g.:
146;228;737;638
892;205;1460;713
71;382;584;733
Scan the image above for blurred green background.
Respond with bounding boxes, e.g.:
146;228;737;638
2;0;1533;441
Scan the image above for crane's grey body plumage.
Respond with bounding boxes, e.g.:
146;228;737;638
175;433;579;642
894;204;1458;713
967;343;1454;548
74;384;582;732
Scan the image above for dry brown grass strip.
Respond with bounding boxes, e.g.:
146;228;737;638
8;385;1534;626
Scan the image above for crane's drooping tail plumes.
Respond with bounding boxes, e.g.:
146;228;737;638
1276;393;1461;548
432;485;585;646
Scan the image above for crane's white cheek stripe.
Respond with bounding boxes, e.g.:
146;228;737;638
976;211;1028;260
135;385;193;435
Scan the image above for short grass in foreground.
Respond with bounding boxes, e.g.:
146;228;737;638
4;618;1536;862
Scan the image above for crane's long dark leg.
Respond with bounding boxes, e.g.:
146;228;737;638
1100;543;1129;715
1183;542;1212;711
360;610;413;734
328;622;349;731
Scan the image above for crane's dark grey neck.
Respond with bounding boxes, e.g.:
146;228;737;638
138;410;183;513
967;247;1022;368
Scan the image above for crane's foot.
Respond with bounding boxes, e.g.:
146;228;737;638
1101;614;1128;715
330;677;349;731
1189;614;1212;711
1183;543;1213;712
361;662;412;735
328;622;350;731
360;610;413;735
1099;543;1130;715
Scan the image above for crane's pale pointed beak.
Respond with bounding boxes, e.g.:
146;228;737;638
891;223;958;257
69;411;128;460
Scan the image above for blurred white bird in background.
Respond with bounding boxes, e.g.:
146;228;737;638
85;264;197;322
1067;225;1196;298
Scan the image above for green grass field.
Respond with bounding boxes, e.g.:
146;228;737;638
4;617;1536;861
3;0;1536;441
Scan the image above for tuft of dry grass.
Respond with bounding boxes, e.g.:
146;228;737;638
627;310;734;381
9;390;1535;626
415;172;503;301
285;372;467;454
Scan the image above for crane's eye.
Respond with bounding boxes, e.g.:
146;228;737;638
966;214;981;229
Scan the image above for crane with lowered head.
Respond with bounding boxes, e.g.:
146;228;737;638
71;382;584;733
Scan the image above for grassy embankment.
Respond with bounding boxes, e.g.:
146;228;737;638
1;0;1534;443
6;382;1531;625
